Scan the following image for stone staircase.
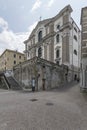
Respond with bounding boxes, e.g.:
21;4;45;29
0;72;9;89
6;76;22;90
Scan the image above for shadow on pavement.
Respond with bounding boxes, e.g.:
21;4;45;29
49;81;79;92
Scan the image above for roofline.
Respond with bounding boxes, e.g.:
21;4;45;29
24;5;73;44
0;49;24;58
71;18;81;32
80;6;87;25
45;5;73;27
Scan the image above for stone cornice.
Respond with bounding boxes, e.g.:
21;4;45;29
26;32;55;50
13;56;63;71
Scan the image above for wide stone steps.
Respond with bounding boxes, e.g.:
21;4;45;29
6;76;22;90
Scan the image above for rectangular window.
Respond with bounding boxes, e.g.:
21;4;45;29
14;54;16;58
56;50;60;58
19;56;21;59
56;34;59;43
28;52;29;57
56;61;59;65
14;60;16;64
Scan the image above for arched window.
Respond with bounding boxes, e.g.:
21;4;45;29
74;35;77;41
56;34;59;43
56;50;59;58
74;49;77;55
74;27;77;33
57;25;60;30
38;31;42;42
38;47;42;57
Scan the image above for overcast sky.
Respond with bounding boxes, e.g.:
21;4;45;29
0;0;87;54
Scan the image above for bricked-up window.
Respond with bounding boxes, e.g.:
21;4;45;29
14;60;16;64
74;49;77;55
38;31;42;42
56;34;59;43
56;50;60;58
14;54;16;58
38;47;42;57
74;35;77;41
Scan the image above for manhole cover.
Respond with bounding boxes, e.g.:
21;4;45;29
46;102;54;106
30;99;38;102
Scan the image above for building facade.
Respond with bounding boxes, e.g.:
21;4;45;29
24;5;81;81
13;57;66;90
0;49;25;72
80;7;87;89
13;5;81;91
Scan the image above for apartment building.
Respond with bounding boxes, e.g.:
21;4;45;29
13;5;81;90
0;49;25;72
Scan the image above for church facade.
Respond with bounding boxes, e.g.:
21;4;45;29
13;5;81;90
24;5;81;81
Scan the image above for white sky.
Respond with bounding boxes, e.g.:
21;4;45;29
0;0;87;54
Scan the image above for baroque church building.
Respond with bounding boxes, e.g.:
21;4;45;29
13;5;81;90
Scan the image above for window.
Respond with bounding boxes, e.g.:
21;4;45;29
56;61;59;65
56;50;59;58
56;34;59;43
74;49;77;55
14;60;16;64
28;52;29;57
57;25;60;30
19;56;21;59
74;27;77;33
38;31;42;42
74;35;77;41
46;27;49;34
38;47;42;58
14;54;16;58
28;45;30;50
25;44;27;50
31;40;32;45
33;38;35;44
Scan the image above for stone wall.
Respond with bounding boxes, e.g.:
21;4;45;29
80;7;87;89
13;57;65;91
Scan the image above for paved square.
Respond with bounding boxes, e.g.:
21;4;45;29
0;84;87;130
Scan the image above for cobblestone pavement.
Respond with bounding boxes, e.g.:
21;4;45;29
0;83;87;130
